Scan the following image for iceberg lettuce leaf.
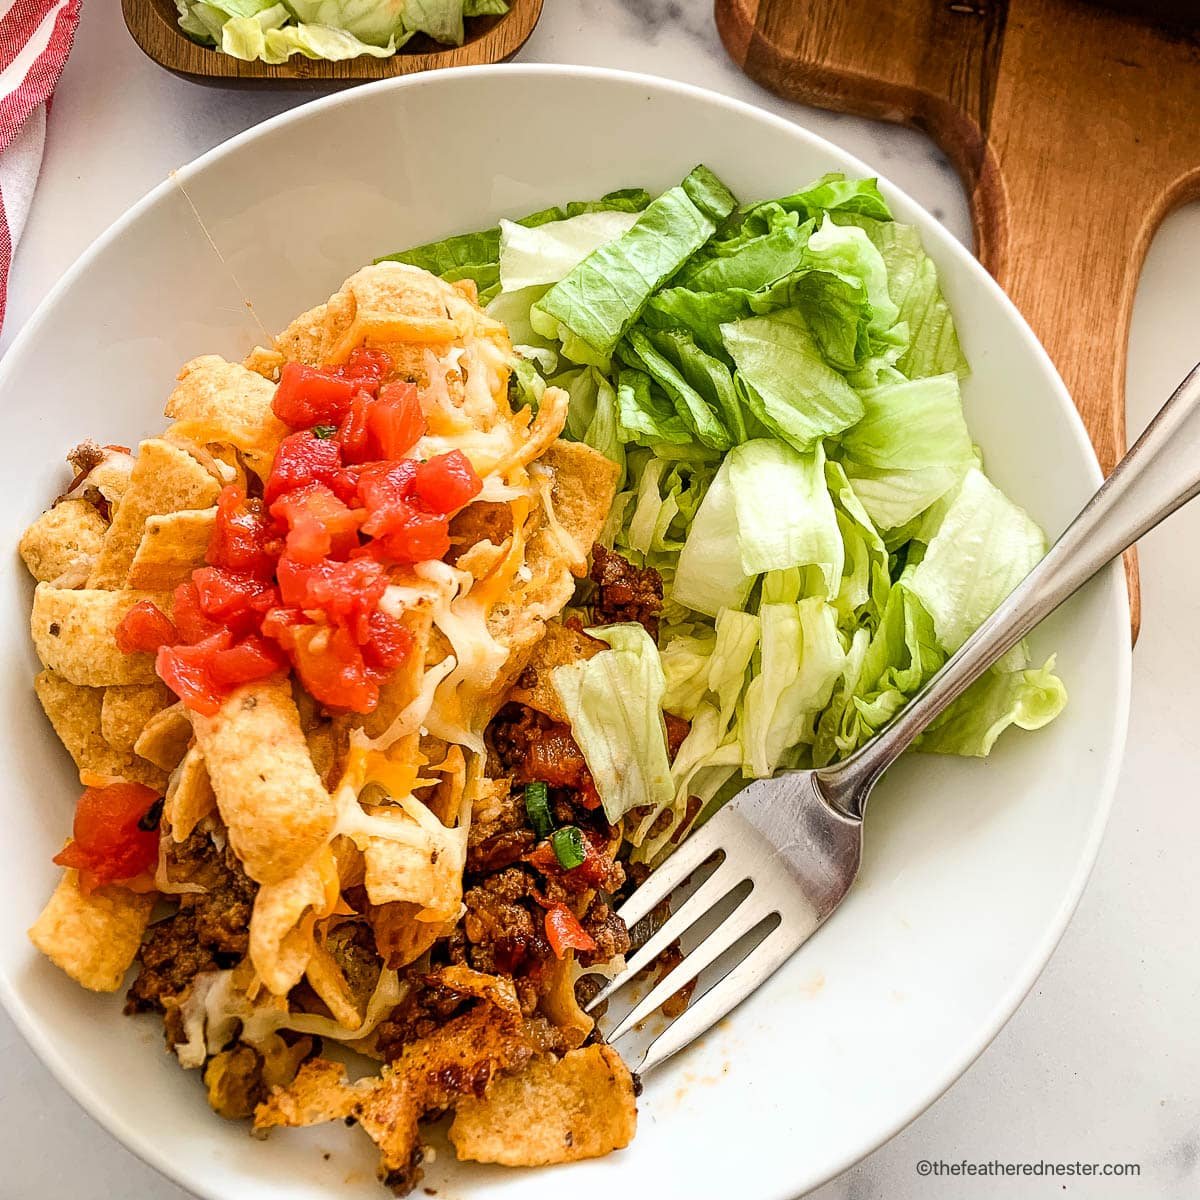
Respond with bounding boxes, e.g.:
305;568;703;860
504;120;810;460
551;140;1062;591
551;624;674;825
906;467;1046;655
531;166;737;364
721;310;864;451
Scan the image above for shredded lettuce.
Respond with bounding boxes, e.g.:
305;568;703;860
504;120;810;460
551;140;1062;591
176;0;506;57
550;624;674;825
906;466;1047;660
838;373;976;529
382;164;1066;794
721;310;864;451
498;211;642;293
727;439;843;600
531;166;737;366
916;656;1067;757
741;600;846;776
378;189;652;306
672;457;754;618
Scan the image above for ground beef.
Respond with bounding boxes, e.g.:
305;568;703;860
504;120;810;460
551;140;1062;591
589;543;663;638
375;975;471;1063
665;711;691;759
125;831;256;1014
467;826;536;876
465;783;535;876
487;703;605;827
461;867;550;979
326;921;384;998
578;896;631;967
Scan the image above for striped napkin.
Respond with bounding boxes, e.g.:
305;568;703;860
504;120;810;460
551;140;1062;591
0;0;81;330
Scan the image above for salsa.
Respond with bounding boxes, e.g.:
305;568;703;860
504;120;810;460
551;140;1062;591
115;349;482;716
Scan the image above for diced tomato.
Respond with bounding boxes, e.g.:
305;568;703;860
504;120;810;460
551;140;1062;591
543;904;597;959
336;390;373;464
366;382;426;461
190;566;277;637
412;450;482;515
272;362;356;428
207;485;277;578
207;634;287;687
260;605;306;643
274;555;317;610
171;581;225;645
356;458;454;561
527;830;611;890
328;465;362;505
53;782;162;891
156;630;234;715
357;460;419;537
276;621;379;713
274;554;388;642
360;609;414;673
303;557;389;634
114;600;178;655
263;430;342;505
270;482;361;565
365;511;451;565
334;348;392;393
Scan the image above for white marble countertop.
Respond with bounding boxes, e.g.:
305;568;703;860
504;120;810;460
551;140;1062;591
2;2;1197;1197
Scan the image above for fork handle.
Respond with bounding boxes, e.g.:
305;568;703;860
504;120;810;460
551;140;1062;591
817;359;1200;820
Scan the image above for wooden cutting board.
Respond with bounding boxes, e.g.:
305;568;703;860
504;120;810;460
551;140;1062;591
715;0;1200;640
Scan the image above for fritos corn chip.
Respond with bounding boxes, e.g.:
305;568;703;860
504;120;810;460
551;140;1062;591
28;870;155;992
87;439;221;588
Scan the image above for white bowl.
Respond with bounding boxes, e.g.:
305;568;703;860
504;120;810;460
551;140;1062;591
0;66;1129;1200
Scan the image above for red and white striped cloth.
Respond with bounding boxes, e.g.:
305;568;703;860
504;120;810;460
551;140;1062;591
0;0;81;330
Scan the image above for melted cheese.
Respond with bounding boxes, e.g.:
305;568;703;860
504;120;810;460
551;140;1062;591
173;962;406;1068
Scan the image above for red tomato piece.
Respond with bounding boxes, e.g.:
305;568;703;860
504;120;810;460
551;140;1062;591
366;382;426;461
526;830;611;890
366;511;451;565
208;634;287;687
190;567;278;638
305;558;389;639
328;465;362;505
412;450;483;515
114;600;178;655
274;554;318;610
543;904;597;959
270;482;361;565
277;621;379;713
272;362;356;428
263;430;342;505
274;554;388;642
156;630;234;716
53;782;162;890
357;459;419;537
334;348;392;394
259;605;307;643
360;610;414;673
336;390;373;464
171;581;225;645
206;486;277;578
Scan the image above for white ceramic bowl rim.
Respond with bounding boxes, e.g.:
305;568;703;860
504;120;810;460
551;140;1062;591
0;64;1131;1200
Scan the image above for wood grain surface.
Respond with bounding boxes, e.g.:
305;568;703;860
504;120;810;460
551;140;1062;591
716;0;1200;638
122;0;543;86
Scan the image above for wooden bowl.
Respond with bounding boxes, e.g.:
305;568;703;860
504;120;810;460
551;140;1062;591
121;0;544;87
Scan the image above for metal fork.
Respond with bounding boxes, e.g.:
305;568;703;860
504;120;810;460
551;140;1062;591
587;360;1200;1075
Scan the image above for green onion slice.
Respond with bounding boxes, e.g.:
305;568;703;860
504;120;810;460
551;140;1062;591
550;825;586;870
524;782;553;838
